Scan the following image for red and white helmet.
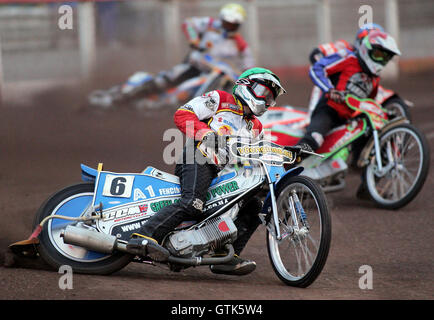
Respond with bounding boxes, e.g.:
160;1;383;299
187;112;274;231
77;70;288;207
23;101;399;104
357;31;401;76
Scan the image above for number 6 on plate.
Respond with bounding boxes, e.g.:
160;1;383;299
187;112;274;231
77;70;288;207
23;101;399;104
102;174;135;198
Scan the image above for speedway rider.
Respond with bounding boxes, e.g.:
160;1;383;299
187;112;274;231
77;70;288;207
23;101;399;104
126;68;286;276
133;3;255;99
296;30;401;153
307;23;385;113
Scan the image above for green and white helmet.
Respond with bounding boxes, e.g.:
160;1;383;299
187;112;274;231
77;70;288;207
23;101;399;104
233;67;286;116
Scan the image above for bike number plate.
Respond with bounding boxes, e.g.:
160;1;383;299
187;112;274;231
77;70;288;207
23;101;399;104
102;174;135;198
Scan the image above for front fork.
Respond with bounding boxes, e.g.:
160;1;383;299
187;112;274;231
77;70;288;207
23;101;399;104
268;182;282;240
373;130;383;172
372;129;395;177
266;183;309;242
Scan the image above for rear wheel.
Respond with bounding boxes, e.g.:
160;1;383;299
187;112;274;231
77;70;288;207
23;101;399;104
34;183;133;274
364;124;430;209
383;97;412;122
266;175;331;287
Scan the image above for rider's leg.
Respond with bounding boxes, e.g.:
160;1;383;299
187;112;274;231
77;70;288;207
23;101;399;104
127;151;218;261
124;64;202;101
140;162;218;241
154;63;202;89
297;98;344;152
210;196;263;276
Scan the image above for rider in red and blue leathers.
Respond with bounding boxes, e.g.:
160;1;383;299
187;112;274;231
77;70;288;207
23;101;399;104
310;49;380;119
298;48;379;151
306;24;385;113
297;28;400;152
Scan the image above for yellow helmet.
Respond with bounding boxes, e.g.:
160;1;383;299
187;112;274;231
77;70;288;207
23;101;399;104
220;3;246;24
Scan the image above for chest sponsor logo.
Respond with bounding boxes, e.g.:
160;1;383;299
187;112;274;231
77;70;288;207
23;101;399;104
346;72;374;99
220;102;241;112
217;125;233;135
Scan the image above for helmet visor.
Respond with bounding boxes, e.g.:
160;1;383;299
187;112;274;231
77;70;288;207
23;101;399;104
249;82;276;107
222;20;240;32
369;46;395;65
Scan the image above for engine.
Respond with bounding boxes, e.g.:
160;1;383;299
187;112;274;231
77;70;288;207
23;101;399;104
166;215;237;258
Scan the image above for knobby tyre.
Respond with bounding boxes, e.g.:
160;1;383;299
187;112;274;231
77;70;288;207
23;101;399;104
266;175;331;287
364;123;430;209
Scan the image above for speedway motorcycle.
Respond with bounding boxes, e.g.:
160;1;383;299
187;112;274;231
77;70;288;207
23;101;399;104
260;93;429;210
88;52;239;110
10;138;331;288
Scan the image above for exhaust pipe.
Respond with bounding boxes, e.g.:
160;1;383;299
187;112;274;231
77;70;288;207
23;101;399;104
61;225;127;254
60;226;234;266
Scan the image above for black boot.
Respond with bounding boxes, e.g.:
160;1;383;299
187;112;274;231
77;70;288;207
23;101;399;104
210;254;256;276
209;197;262;276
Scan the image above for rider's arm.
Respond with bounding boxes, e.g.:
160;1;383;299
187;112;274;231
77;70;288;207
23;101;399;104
182;16;214;47
309;50;352;92
310;40;353;65
174;90;220;140
309;47;324;65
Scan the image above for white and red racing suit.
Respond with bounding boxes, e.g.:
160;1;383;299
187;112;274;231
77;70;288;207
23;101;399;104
138;90;263;254
174;89;263;142
182;16;255;71
153;16;255;88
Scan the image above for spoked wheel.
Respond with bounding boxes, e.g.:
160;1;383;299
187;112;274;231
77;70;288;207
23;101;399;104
35;183;133;274
383;97;412;122
364;123;430;209
266;175;331;288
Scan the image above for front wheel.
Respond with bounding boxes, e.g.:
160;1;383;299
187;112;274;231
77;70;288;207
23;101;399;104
266;175;331;288
34;183;133;274
364;124;430;210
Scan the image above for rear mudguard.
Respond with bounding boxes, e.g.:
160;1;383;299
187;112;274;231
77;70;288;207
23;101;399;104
261;166;304;216
356;117;410;168
81;164;98;182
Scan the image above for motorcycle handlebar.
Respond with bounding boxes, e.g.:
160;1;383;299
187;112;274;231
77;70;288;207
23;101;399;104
222;135;325;159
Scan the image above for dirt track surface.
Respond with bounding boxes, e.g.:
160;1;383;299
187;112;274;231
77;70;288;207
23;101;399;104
1;71;433;301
